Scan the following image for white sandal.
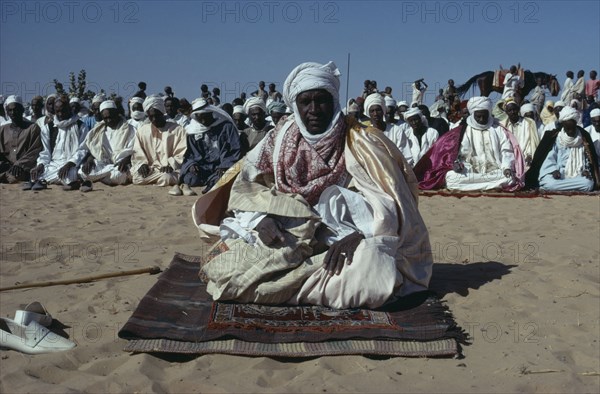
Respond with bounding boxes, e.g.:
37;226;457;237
0;317;76;354
14;301;53;327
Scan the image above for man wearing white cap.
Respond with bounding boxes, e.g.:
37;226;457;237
396;100;409;125
175;98;241;196
503;100;540;167
585;108;600;167
231;105;247;131
29;95;89;190
197;61;432;309
392;107;439;167
127;97;148;130
384;96;398;125
445;96;520;191
131;95;187;189
76;100;136;191
1;95;43;184
525;106;599;191
240;97;273;155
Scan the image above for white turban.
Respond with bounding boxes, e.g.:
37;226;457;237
99;100;117;112
243;97;267;114
363;93;386;118
129;97;144;110
4;95;23;107
129;97;146;121
404;107;422;120
554;100;566;108
397;100;409;108
520;103;535;116
467;96;493;113
69;97;80;104
347;102;359;112
384;96;397;108
187;97;234;136
92;94;106;104
283;61;341;112
233;105;245;115
143;95;166;114
590;108;600;118
558;106;578;122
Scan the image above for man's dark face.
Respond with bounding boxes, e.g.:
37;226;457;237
407;114;424;131
269;84;275;92
591;116;600;132
164;99;178;118
397;106;408;119
385;106;396;122
591;71;597;80
232;113;247;129
102;109;120;128
6;103;25;123
132;103;143;112
195;112;215;127
505;104;520;123
54;100;72;121
473;110;489;126
45;97;56;115
523;111;535;120
248;107;266;128
271;111;283;126
554;106;564;116
31;98;44;114
91;102;103;121
296;89;335;135
448;79;454;86
563;119;577;135
368;105;384;124
147;108;166;128
259;81;265;89
70;102;81;115
536;78;542;86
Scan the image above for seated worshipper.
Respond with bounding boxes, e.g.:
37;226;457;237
396;101;409;125
26;96;44;123
175;98;241;196
197;61;433;309
29;96;89;191
394;108;439;167
267;101;288;127
413;97;525;191
36;94;56;130
585;109;600;162
127;97;148;130
502;100;540;167
240;97;273;155
164;96;190;127
418;105;449;136
131;95;187;188
0;96;43;184
540;100;556;126
363;93;396;134
77;100;136;191
525;107;599;192
232;105;248;131
541;100;566;136
83;94;106;131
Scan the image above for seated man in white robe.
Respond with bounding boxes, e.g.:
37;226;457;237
446;97;518;191
502;100;540;167
131;95;187;188
585;109;600;164
77;100;136;191
30;95;89;191
394;108;439;167
196;61;433;309
529;107;599;191
127;97;148;130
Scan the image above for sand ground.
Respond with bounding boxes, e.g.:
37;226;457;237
0;183;598;393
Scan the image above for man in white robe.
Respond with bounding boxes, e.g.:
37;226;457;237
503;100;540;167
29;96;89;190
560;71;575;104
529;78;546;113
445;97;518;191
77;100;136;191
502;66;524;100
196;61;433;309
127;97;148;130
388;108;438;167
131;95;187;188
585;108;600;168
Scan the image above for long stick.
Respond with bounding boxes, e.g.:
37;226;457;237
0;266;162;292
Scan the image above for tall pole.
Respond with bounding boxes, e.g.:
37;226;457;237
345;53;351;110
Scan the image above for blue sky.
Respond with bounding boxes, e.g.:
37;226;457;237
1;0;599;106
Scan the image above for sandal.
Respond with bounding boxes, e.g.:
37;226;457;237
31;179;48;191
14;301;53;327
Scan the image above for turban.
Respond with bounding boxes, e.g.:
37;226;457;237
590;108;600;118
267;101;288;114
347;102;359;112
187;97;234;136
558;106;578;122
520;103;535;116
384;96;397;108
69;97;80;104
129;97;144;110
545;100;554;109
283;61;341;112
404;107;422;120
243;97;267;114
99;100;117;112
233;105;245;115
92;94;106;104
143;95;166;114
504;98;518;108
554;100;565;108
467;96;492;113
397;100;409;108
363;93;386;118
4;95;23;107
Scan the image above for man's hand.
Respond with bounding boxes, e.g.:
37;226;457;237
138;164;150;178
160;165;173;173
58;162;76;179
582;169;592;180
525;154;533;166
30;164;44;180
255;216;286;246
503;168;513;178
190;164;200;175
323;232;364;276
117;156;131;172
552;170;561;180
452;160;464;173
81;157;96;175
8;165;24;179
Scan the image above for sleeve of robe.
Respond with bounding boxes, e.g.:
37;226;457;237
538;144;560;179
217;123;242;170
131;126;150;170
166;125;187;170
36;124;52;166
14;124;43;171
498;128;516;171
68;122;90;165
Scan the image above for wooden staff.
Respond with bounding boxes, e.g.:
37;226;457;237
0;266;162;292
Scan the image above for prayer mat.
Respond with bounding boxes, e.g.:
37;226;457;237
419;189;600;199
119;253;466;358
